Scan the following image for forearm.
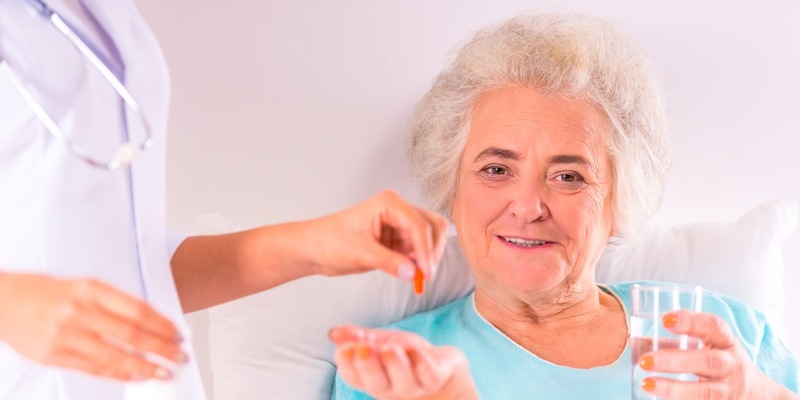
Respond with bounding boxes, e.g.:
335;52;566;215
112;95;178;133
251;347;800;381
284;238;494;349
171;220;318;313
171;190;447;313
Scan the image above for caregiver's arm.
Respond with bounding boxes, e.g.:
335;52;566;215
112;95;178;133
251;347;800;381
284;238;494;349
171;190;448;313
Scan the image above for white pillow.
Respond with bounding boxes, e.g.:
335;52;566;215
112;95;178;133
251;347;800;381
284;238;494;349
207;240;474;400
205;199;798;400
595;199;798;330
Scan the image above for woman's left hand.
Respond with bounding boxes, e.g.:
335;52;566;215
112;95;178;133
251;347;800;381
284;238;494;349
637;310;797;399
330;325;478;400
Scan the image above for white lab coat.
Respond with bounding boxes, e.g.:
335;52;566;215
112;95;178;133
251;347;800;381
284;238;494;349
0;0;205;398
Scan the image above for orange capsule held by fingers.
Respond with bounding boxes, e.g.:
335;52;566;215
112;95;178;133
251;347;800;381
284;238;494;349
414;267;424;295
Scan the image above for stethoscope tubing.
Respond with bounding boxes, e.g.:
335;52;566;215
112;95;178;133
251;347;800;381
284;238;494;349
2;0;154;301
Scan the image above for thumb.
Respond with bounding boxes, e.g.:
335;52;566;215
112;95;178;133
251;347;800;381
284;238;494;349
328;325;369;345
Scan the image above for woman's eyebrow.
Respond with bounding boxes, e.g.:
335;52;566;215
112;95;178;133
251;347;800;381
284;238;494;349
474;149;590;166
548;154;589;165
473;147;519;162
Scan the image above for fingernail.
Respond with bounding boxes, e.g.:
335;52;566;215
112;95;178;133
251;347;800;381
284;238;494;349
175;352;189;364
398;263;416;281
328;327;341;340
641;377;656;392
341;345;355;360
639;355;654;371
663;313;679;328
153;367;172;380
356;345;372;360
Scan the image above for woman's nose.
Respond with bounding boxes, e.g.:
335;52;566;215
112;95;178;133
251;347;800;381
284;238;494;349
508;180;549;223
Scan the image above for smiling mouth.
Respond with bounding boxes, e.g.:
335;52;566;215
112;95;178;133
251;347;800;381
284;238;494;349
501;236;548;247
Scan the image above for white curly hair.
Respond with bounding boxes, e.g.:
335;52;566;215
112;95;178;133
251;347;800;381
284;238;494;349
407;11;672;241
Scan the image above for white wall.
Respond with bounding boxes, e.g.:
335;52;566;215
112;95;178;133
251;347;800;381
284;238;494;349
134;0;800;397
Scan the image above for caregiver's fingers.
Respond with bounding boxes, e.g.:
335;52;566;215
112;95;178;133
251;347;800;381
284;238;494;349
100;300;181;344
640;348;737;379
53;331;174;381
84;308;185;366
663;311;737;349
369;193;448;280
640;376;731;400
1;275;185;377
417;207;449;273
309;190;447;285
77;280;187;365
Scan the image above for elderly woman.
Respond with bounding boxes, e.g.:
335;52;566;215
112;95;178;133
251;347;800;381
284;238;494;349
329;12;799;400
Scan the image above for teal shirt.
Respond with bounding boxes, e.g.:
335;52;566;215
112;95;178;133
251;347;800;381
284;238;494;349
332;281;799;399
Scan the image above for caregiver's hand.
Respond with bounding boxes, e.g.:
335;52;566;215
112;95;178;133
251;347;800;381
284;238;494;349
636;310;800;399
330;325;478;400
308;190;447;281
0;272;187;381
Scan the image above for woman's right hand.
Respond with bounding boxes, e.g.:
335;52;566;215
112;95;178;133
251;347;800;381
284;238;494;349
0;272;187;381
330;325;478;400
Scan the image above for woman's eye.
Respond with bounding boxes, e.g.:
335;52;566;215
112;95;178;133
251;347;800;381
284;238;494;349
557;173;580;182
551;172;587;191
483;166;508;175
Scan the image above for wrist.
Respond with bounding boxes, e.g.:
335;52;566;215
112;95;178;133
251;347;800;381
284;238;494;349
423;363;479;400
752;373;799;400
444;371;479;400
240;220;320;278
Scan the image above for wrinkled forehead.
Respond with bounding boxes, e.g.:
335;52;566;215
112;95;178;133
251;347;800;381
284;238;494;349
465;87;611;155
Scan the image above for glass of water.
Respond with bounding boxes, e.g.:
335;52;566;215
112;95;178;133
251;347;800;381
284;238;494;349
630;283;704;399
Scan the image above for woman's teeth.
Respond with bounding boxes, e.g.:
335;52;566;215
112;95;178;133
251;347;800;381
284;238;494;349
504;237;546;247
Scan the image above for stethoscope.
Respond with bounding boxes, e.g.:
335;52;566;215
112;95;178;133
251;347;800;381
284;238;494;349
1;0;152;170
0;0;153;300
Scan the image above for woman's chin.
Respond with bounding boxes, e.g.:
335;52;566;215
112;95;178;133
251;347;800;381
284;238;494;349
480;273;568;299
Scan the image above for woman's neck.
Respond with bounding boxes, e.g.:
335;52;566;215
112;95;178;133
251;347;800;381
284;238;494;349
474;283;628;368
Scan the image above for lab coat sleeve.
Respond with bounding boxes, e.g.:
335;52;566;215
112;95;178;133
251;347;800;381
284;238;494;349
167;229;190;261
167;214;241;261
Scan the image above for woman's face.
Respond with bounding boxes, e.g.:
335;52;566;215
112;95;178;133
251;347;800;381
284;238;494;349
451;87;615;298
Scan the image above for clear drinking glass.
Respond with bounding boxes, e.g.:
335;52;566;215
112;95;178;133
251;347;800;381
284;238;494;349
630;284;703;399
